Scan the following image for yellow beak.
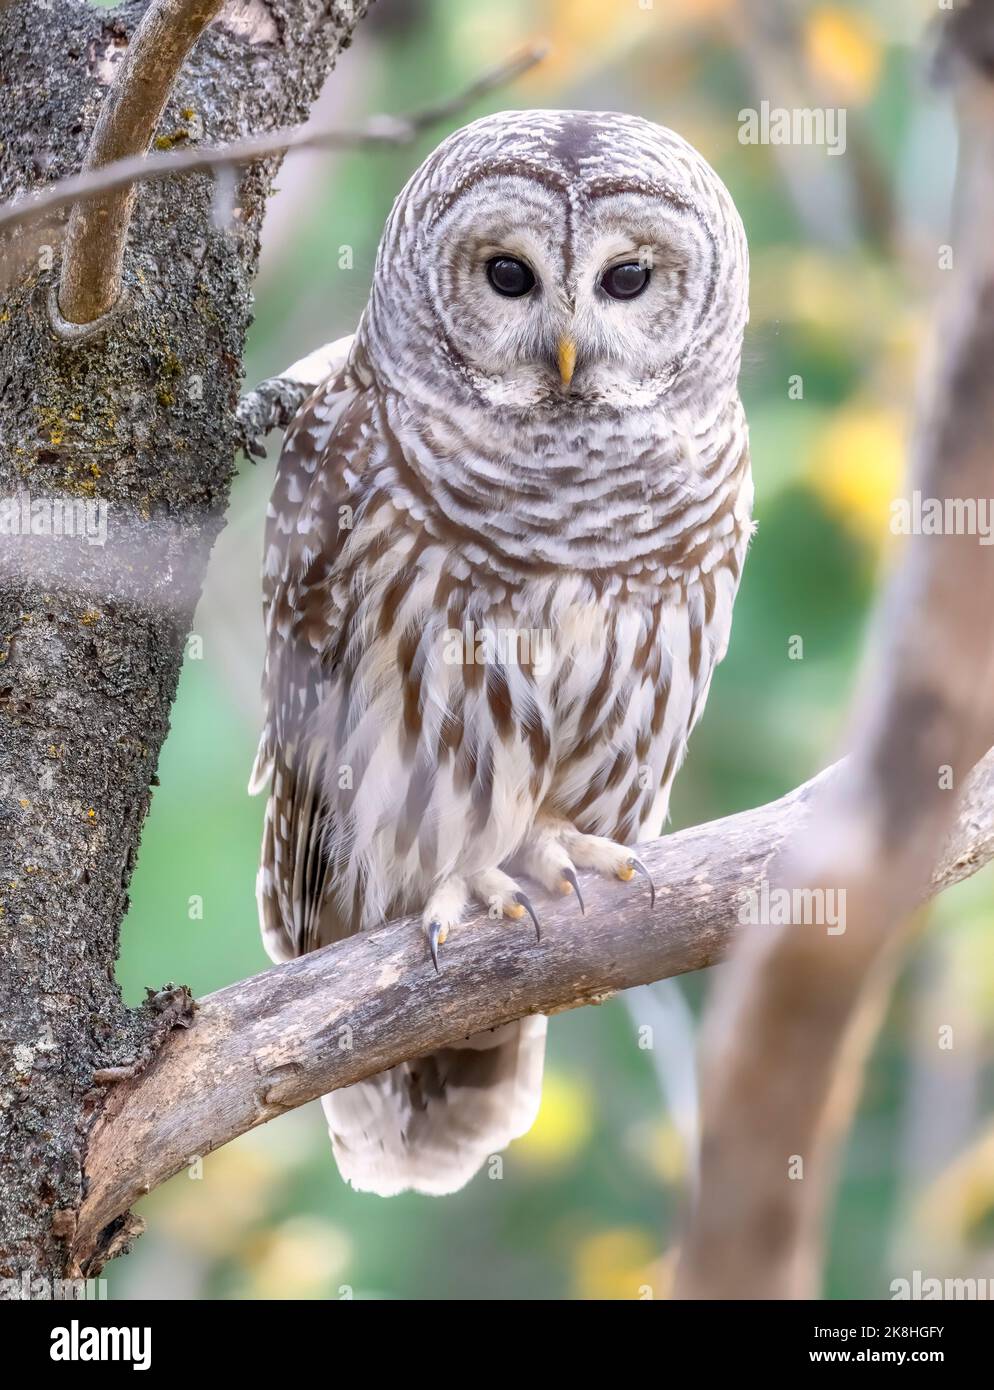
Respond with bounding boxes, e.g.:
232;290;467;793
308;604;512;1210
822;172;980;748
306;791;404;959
558;335;576;389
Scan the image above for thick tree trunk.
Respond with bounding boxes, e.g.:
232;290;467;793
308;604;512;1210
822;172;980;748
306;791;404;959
0;0;366;1291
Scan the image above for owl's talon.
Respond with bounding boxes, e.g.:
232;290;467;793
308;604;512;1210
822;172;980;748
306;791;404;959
421;880;466;972
514;891;542;942
627;856;656;908
427;920;445;973
519;816;657;919
561;868;585;915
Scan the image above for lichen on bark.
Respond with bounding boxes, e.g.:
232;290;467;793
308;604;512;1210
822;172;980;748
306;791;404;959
0;0;368;1289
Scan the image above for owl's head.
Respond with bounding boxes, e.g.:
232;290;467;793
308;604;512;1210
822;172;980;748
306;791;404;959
365;110;749;422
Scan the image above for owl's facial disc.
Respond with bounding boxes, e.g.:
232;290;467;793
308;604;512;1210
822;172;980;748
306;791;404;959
370;112;747;426
420;174;720;413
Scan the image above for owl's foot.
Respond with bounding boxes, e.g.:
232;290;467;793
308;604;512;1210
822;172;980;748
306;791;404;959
422;878;469;973
517;817;656;911
423;870;541;972
469;868;542;941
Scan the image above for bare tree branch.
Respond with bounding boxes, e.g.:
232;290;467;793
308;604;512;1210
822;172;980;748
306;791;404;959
57;0;225;326
70;747;994;1274
677;0;994;1301
0;42;547;253
736;0;896;252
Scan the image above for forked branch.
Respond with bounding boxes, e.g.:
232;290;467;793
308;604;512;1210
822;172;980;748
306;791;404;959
57;0;225;325
5;34;544;311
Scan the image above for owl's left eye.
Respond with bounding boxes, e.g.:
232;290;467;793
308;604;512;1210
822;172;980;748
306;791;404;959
486;256;536;298
600;261;651;300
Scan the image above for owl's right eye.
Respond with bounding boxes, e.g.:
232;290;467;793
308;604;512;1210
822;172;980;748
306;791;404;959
486;256;536;298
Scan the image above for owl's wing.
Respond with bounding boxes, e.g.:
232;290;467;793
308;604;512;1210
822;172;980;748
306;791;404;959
251;334;373;961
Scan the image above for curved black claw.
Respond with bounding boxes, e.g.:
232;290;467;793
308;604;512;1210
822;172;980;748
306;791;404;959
514;891;542;942
427;920;444;974
562;867;585;915
629;856;656;909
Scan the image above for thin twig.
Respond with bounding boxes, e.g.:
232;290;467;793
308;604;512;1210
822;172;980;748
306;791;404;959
0;43;548;249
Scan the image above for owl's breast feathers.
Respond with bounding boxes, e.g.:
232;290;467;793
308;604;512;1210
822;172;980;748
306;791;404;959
255;352;752;958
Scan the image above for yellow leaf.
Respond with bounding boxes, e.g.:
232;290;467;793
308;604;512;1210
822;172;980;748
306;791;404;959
151;1144;280;1258
917;1124;994;1244
240;1217;352;1300
808;403;905;545
573;1228;668;1300
515;1069;593;1167
806;6;881;103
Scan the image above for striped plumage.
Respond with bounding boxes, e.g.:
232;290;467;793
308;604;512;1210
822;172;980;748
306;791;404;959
252;110;752;1196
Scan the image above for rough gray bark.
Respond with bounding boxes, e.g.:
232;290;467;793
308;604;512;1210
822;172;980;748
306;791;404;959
0;0;368;1291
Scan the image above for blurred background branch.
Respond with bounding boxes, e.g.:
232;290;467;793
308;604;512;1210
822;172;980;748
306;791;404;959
678;0;994;1301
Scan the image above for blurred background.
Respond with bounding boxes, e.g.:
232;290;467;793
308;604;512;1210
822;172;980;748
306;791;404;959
92;0;994;1299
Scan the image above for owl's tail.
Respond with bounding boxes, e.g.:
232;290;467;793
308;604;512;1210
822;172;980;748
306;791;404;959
321;1017;547;1197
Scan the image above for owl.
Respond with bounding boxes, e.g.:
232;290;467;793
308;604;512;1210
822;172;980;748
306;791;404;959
251;110;752;1196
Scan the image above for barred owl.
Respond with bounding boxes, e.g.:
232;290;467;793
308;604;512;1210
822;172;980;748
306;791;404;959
252;110;752;1196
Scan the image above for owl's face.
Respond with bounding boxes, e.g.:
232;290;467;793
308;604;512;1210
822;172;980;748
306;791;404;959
368;111;749;423
422;167;721;412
